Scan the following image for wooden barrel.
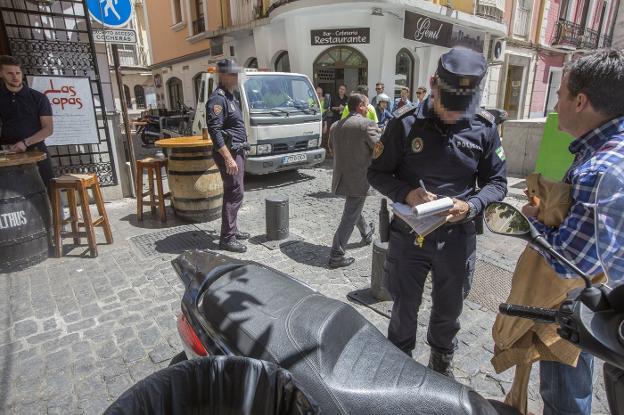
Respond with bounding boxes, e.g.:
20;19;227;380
0;163;51;271
167;147;223;222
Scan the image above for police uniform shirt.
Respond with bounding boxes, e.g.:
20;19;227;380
205;86;247;150
0;85;52;146
367;97;507;215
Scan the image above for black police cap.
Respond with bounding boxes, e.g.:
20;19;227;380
217;58;242;74
436;47;487;112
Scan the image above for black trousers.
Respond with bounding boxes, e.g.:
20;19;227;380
385;220;476;356
213;149;245;243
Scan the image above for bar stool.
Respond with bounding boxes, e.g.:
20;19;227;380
136;157;169;222
51;173;113;258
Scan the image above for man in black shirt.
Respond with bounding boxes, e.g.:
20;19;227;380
0;55;54;193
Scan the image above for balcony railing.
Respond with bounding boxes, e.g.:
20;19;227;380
192;17;205;35
476;3;504;22
552;19;612;49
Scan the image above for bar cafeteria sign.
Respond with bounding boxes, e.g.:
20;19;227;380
311;28;370;46
403;11;484;52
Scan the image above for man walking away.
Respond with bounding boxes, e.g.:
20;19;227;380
328;93;380;268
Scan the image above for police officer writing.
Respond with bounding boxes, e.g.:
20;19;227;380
0;55;54;194
206;59;250;253
367;47;507;377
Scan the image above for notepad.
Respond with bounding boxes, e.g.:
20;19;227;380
392;197;454;237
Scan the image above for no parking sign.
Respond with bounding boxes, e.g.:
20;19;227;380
86;0;133;28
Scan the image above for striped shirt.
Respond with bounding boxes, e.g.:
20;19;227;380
529;116;624;279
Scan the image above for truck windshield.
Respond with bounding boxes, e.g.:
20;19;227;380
243;75;319;113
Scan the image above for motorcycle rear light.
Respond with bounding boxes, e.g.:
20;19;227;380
177;313;208;357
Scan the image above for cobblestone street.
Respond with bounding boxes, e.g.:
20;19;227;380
0;163;610;414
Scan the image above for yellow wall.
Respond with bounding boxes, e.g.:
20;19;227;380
145;0;226;65
431;0;475;15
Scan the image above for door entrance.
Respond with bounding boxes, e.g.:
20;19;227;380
504;65;525;120
313;46;367;99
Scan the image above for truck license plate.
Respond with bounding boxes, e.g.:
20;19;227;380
282;154;306;165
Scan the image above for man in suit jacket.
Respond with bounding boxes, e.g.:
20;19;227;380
328;93;381;268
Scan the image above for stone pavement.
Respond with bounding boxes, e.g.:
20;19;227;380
0;163;610;414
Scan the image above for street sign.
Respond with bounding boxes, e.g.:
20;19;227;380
86;0;133;28
93;28;136;44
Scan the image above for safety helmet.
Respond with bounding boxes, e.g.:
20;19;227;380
376;93;391;103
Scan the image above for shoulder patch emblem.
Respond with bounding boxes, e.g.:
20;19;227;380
495;146;506;161
373;141;384;159
477;110;495;126
411;137;424;153
212;104;223;115
393;103;418;119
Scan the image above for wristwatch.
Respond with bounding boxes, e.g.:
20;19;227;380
465;201;478;221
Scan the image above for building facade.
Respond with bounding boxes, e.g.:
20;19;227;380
612;0;624;48
145;0;507;111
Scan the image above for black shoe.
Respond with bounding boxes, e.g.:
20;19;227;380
328;256;355;269
219;240;247;253
428;350;455;379
362;223;375;245
234;231;250;240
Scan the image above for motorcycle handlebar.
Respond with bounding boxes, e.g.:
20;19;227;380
499;303;559;324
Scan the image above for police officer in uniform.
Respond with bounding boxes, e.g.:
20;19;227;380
367;47;507;377
206;59;250;253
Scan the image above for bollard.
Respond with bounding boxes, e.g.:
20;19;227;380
371;240;392;301
266;195;289;241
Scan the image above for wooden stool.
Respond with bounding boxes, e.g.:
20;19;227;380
51;173;113;258
136;157;169;222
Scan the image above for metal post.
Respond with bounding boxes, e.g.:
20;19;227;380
371;240;392;301
265;195;289;241
112;44;137;188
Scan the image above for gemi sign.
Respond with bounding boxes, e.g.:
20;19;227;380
403;11;484;53
311;28;370;46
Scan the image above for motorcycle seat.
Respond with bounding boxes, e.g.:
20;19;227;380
176;250;501;415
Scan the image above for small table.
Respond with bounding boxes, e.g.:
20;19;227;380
0;151;51;270
155;136;224;222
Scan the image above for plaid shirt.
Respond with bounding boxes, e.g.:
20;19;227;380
529;116;624;279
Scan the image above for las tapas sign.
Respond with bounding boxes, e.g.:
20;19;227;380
28;76;99;146
93;28;137;44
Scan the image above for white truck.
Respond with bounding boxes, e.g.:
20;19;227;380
192;69;326;175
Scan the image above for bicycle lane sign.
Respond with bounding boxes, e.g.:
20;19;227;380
86;0;133;28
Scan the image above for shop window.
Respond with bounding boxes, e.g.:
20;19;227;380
167;77;184;110
395;49;414;101
544;68;563;116
275;51;291;72
312;46;367;99
123;84;132;109
134;85;146;109
193;72;206;103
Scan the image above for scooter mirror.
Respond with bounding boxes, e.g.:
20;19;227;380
484;202;532;239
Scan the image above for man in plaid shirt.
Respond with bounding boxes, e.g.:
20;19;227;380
521;50;624;415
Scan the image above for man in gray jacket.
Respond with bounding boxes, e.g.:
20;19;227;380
328;93;381;268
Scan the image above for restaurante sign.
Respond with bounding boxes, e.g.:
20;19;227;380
403;11;484;52
311;28;370;45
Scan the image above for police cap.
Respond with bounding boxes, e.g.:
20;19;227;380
216;58;242;74
436;47;487;112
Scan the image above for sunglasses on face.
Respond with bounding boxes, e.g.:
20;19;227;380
416;91;425;95
376;87;383;90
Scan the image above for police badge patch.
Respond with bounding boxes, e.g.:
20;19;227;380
373;141;384;159
212;105;223;115
411;137;424;153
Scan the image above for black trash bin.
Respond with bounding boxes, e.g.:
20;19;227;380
104;356;319;415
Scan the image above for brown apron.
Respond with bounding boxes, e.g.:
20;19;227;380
490;173;605;414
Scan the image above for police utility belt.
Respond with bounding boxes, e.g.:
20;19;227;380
223;132;250;152
392;215;484;236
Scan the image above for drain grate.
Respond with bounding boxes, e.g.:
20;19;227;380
467;259;513;312
129;225;218;258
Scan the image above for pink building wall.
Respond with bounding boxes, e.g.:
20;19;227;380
530;53;565;116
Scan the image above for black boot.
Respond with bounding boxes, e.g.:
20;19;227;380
428;350;455;379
